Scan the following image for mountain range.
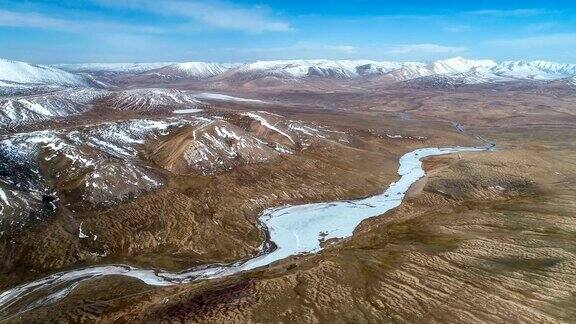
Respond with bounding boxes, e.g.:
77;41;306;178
2;57;576;90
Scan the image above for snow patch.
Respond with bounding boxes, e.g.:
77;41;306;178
195;93;264;103
78;222;89;239
173;108;203;114
243;112;294;144
0;187;9;206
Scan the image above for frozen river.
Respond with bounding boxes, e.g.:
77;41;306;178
0;146;487;318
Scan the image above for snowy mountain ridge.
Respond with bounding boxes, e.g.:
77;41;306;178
162;57;576;82
233;59;404;79
2;57;576;88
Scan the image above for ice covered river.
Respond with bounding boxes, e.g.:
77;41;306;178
0;146;487;318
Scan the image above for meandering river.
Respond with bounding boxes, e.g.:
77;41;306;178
0;146;487;318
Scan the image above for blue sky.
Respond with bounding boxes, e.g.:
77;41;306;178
1;0;575;63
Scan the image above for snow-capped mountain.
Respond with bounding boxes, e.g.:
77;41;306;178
219;57;514;83
232;60;403;79
384;57;501;83
431;57;497;74
491;60;576;80
376;57;576;85
0;58;87;87
186;57;576;84
147;62;239;79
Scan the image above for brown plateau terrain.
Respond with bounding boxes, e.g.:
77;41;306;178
1;80;575;323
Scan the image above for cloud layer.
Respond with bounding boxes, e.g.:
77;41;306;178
0;9;164;33
467;9;550;17
96;0;291;32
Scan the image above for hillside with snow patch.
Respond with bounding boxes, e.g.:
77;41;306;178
0;88;107;129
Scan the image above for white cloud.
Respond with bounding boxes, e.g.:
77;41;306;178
467;9;549;17
0;9;69;29
383;43;466;55
486;33;576;48
0;9;164;33
96;0;291;33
